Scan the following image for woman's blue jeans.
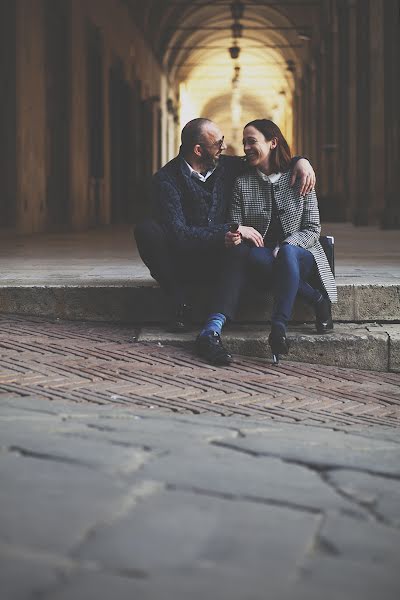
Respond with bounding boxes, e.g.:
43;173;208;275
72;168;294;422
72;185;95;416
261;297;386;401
260;244;318;326
210;242;320;327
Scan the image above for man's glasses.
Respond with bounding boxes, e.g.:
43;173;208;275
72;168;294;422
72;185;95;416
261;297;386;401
200;136;225;150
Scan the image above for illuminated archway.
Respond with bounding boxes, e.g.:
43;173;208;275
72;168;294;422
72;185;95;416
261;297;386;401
128;1;313;154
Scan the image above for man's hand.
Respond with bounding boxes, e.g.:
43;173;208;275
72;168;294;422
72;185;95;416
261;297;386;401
225;231;242;247
290;158;316;196
225;226;264;247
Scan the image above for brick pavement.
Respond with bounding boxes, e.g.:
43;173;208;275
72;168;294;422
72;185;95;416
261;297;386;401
1;315;399;427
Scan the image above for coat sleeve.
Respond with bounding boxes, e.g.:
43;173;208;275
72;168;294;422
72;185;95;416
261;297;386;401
153;176;229;251
228;179;244;224
283;187;321;248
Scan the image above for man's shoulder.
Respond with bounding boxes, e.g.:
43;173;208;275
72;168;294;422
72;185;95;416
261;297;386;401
220;154;246;174
154;156;182;183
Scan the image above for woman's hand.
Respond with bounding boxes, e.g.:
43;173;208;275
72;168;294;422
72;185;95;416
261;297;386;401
290;158;316;196
238;225;264;247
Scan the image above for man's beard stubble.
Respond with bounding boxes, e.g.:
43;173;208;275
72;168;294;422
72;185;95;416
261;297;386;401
200;148;219;172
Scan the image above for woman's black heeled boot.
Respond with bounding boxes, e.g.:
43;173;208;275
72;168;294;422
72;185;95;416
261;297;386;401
315;296;333;334
268;322;289;365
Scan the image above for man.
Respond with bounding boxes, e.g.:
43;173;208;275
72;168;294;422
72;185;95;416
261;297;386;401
135;118;315;360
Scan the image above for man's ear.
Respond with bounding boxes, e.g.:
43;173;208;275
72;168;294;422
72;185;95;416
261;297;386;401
193;144;203;157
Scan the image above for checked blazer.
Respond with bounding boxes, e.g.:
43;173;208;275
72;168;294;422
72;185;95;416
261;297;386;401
230;169;337;303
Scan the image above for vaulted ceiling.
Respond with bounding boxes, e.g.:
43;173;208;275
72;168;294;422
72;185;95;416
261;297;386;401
125;1;321;149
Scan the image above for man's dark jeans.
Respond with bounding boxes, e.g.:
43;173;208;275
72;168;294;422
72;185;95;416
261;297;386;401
134;219;236;313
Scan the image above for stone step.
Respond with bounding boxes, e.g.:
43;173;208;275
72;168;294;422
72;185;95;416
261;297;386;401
0;282;399;323
138;323;400;373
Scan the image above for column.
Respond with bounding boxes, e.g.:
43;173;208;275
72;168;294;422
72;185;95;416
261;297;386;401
15;0;47;233
69;0;89;231
319;0;345;221
0;0;16;228
353;0;370;225
368;0;385;223
382;0;400;228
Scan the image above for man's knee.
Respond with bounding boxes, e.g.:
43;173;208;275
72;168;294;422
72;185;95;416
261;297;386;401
134;218;164;246
226;242;251;261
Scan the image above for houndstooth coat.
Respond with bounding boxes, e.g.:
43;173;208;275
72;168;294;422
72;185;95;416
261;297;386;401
230;169;337;303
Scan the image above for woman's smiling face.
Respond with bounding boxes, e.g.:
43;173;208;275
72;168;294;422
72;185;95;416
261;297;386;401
242;125;277;170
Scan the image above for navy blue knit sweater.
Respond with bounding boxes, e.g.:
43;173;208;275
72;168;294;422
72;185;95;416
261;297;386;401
152;154;245;251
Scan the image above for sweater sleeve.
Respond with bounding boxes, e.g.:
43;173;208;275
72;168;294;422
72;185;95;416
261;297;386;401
153;177;229;251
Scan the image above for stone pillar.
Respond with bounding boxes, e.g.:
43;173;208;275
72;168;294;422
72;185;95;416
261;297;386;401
69;0;89;231
15;0;47;233
315;7;328;199
368;0;385;224
292;91;300;155
0;0;16;228
101;44;111;226
382;0;400;228
353;0;370;225
346;0;357;221
318;0;345;221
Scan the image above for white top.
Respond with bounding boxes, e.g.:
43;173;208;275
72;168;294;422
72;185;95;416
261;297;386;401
183;159;216;182
256;169;282;183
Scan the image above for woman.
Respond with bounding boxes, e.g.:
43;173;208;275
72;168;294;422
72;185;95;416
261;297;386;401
226;119;337;363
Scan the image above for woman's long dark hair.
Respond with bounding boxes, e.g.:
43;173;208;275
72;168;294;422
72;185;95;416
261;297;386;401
245;119;292;173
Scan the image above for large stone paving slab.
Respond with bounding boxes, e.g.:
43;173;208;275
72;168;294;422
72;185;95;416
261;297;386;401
0;453;138;556
1;396;400;599
212;423;400;477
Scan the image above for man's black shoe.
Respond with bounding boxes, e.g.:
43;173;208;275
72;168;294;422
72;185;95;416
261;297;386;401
315;297;333;334
195;331;233;366
167;303;191;333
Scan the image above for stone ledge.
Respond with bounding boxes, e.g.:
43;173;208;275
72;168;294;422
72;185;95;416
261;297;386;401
138;323;399;372
0;284;399;323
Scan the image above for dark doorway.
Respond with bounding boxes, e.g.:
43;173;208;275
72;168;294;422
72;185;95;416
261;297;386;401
109;59;133;224
87;21;104;226
0;0;16;228
141;97;155;210
44;0;70;230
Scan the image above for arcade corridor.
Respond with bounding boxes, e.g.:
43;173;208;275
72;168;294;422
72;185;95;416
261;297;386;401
0;0;398;234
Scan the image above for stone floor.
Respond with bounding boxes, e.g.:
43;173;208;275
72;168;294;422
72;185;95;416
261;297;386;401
1;224;400;599
1;315;400;599
1;222;400;286
1;393;400;600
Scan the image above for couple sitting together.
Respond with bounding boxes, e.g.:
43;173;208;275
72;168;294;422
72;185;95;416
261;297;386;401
135;117;337;366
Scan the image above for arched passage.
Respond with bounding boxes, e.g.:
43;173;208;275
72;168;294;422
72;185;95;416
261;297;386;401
1;0;398;232
142;1;306;153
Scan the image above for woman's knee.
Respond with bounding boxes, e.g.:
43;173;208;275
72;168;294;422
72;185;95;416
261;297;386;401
276;243;297;263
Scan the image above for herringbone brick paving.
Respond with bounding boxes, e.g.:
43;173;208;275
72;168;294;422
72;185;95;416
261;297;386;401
1;315;400;427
